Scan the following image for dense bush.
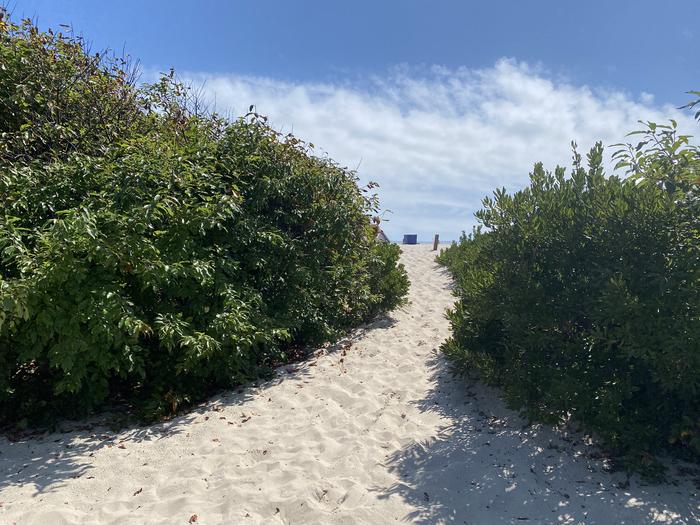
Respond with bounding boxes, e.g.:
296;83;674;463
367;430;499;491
0;16;408;425
438;127;699;470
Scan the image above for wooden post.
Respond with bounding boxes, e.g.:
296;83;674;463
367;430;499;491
432;234;439;251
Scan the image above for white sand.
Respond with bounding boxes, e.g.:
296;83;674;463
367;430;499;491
1;244;698;524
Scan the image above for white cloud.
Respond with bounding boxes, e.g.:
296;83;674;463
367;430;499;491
180;59;696;241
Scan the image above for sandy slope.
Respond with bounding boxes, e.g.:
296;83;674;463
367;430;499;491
0;244;698;524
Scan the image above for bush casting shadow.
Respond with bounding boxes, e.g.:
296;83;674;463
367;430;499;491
0;312;399;496
376;354;699;524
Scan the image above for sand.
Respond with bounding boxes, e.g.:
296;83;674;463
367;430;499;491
1;244;698;524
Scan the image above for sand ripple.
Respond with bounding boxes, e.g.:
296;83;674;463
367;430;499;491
1;245;698;524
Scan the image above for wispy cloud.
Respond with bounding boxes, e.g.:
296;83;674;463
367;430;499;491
179;59;695;241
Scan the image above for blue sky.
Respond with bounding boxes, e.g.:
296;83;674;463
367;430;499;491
12;0;700;241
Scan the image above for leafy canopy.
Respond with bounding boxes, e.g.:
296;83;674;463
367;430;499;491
0;14;409;425
438;109;700;474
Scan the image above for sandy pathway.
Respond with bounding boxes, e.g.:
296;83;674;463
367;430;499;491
1;244;698;524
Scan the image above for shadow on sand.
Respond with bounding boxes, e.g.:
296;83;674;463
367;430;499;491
375;352;699;524
0;313;398;496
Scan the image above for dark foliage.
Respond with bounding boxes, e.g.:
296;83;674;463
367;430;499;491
438;131;699;473
0;16;408;425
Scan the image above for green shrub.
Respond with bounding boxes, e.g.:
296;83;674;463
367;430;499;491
439;135;700;471
0;16;408;425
